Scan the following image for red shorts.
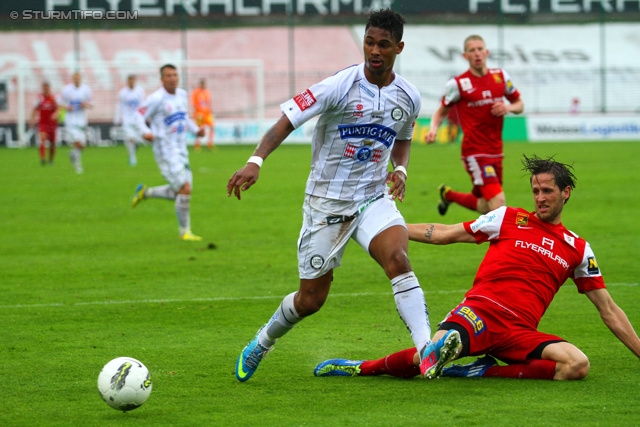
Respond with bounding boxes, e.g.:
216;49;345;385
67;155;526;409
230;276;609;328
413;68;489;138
38;126;57;144
462;155;503;200
442;298;563;364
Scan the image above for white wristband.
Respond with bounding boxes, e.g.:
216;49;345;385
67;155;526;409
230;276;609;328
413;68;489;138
394;165;407;179
247;156;263;168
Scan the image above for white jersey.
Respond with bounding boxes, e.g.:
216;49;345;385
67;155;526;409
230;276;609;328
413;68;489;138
138;87;199;165
115;85;145;126
60;83;92;128
281;63;421;202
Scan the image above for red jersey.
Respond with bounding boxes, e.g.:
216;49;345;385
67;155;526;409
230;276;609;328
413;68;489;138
462;206;605;328
34;94;58;130
441;69;520;157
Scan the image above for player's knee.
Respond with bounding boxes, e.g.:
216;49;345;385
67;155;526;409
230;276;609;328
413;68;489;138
381;251;411;278
559;354;590;380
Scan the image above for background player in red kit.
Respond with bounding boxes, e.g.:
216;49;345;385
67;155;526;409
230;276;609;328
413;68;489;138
426;35;524;216
30;82;59;165
314;154;640;380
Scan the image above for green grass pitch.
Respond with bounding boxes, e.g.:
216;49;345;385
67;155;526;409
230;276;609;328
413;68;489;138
1;140;639;426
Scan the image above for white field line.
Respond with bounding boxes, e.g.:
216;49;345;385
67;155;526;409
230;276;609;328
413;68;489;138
1;283;636;310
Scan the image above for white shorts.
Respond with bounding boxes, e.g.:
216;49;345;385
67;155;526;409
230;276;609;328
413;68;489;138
297;192;406;279
158;158;192;191
123;124;143;143
65;125;87;145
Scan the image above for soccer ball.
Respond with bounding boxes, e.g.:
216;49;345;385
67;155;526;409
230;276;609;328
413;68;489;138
97;357;152;412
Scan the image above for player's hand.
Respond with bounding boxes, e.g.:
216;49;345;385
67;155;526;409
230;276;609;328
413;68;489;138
386;169;406;202
196;127;206;137
142;133;154;142
425;129;437;144
227;163;260;200
491;101;508;117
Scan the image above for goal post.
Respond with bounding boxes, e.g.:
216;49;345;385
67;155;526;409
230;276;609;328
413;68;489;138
15;59;265;146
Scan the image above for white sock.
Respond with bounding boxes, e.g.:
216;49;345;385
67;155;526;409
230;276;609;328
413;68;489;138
260;292;302;348
391;271;432;356
126;141;137;164
175;194;191;235
73;147;82;167
146;185;176;200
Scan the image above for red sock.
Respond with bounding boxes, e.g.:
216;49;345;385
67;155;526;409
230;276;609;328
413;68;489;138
484;359;556;379
360;348;420;378
446;190;478;211
49;144;56;162
39;143;46;160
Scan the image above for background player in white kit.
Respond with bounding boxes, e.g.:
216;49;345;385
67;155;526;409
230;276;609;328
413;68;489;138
59;72;92;174
114;75;145;166
130;64;205;241
227;9;450;383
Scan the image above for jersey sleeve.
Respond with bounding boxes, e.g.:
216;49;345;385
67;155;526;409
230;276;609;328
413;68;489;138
442;78;461;107
114;89;123;124
462;206;508;244
396;88;421;141
280;72;343;129
572;242;606;293
502;69;521;103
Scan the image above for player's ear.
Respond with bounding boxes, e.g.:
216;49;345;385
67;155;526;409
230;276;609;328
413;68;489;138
396;41;404;54
562;186;571;204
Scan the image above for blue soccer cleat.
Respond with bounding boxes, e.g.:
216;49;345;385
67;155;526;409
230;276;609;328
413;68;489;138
314;359;364;377
235;329;272;382
442;355;498;378
131;183;147;208
420;329;461;379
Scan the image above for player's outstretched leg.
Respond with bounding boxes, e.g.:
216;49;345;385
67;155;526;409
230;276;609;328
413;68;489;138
442;355;497;378
235;326;274;382
314;359;364;377
420;329;461;379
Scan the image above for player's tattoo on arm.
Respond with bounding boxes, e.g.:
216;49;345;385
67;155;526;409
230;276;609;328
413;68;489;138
424;224;435;240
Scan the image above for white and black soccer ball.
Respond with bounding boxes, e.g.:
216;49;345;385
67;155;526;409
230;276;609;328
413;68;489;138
97;357;152;412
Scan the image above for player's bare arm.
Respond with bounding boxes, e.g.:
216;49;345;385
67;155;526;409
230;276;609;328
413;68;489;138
407;222;475;245
226;114;295;200
387;139;410;202
585;288;640;359
491;98;524;117
426;105;450;143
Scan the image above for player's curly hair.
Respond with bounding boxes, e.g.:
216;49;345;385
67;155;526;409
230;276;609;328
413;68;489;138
366;8;405;43
522;154;577;204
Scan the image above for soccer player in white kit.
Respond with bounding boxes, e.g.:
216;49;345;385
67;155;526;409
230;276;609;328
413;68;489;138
228;9;448;382
114;75;145;166
59;72;92;174
130;64;205;241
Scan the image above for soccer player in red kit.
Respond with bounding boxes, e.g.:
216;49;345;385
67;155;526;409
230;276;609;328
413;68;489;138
426;35;524;216
30;82;59;165
314;155;640;380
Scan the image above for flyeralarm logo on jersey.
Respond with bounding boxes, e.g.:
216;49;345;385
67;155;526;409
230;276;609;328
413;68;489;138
293;89;316;111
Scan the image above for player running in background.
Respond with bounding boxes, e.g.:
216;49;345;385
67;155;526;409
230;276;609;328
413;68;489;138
114;75;145;166
59;72;92;174
228;8;443;383
314;155;640;380
190;78;215;151
426;35;524;216
30;82;58;165
130;64;205;241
